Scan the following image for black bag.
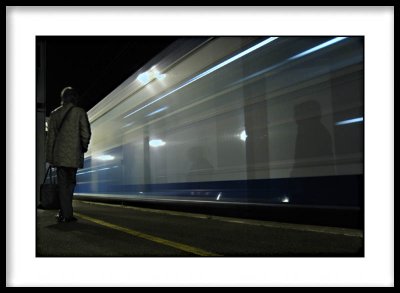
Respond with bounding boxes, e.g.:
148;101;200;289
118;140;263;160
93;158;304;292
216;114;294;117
38;166;60;210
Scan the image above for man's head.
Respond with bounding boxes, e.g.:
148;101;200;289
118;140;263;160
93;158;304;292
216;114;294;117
60;86;79;105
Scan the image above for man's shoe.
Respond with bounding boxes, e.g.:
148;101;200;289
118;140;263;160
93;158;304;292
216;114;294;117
56;215;66;223
55;211;63;220
56;213;77;223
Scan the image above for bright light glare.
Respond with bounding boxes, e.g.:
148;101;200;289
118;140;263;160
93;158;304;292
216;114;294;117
240;130;247;141
233;37;350;86
336;117;364;126
77;165;118;176
94;155;115;161
146;106;168;117
155;72;166;80
149;139;166;147
216;192;222;201
137;67;166;84
282;195;290;203
122;122;134;128
124;37;279;119
289;37;348;60
137;72;150;84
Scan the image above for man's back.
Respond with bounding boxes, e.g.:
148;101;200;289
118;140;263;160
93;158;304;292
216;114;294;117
46;102;91;168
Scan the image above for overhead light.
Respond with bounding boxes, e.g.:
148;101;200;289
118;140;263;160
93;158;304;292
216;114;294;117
336;117;364;126
149;139;166;147
137;66;167;85
137;72;150;85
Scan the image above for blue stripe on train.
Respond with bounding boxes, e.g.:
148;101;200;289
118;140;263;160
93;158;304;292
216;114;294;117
75;174;363;207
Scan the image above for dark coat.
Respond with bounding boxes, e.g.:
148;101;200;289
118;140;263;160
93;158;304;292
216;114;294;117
46;103;91;168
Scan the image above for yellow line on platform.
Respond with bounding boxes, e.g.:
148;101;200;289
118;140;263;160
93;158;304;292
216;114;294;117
74;212;221;257
75;200;363;238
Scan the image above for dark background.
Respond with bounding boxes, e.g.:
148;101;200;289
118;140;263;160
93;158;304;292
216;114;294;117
37;36;180;116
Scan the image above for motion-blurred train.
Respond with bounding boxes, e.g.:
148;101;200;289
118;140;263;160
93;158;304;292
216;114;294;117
74;36;364;228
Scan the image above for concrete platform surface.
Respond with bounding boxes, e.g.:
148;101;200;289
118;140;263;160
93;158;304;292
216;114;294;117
36;200;363;257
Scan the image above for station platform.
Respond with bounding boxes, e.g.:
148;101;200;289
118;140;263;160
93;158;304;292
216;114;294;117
36;200;363;257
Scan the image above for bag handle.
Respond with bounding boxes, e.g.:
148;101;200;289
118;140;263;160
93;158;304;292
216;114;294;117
43;166;56;184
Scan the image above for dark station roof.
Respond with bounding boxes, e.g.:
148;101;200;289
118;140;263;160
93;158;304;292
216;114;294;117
39;36;180;116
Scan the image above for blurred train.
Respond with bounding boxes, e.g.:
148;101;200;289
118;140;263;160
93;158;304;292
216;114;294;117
74;36;364;227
